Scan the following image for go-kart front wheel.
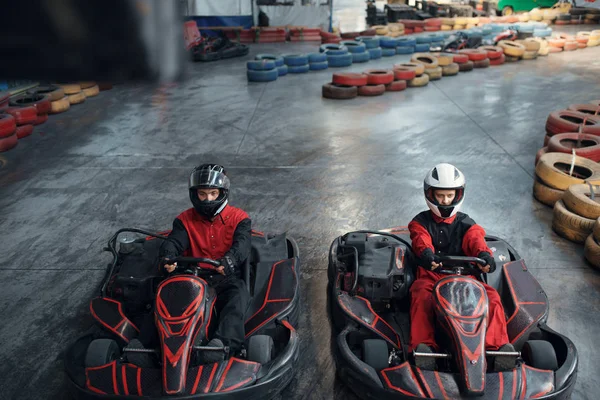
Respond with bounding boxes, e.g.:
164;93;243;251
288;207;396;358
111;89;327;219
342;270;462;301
362;339;389;371
247;335;274;365
85;339;120;367
522;340;558;370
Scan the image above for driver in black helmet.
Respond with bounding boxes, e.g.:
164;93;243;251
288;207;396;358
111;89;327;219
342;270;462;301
157;163;251;363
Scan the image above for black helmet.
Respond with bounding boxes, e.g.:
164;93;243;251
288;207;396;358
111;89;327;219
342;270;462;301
188;164;230;218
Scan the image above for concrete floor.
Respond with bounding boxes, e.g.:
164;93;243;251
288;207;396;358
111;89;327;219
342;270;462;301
1;25;600;400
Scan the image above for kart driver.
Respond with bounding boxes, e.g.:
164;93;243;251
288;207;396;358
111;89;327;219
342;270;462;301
157;163;251;363
408;163;515;371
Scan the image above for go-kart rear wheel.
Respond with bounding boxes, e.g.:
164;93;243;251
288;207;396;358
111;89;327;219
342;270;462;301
522;340;558;370
361;339;389;371
85;339;120;367
247;335;274;365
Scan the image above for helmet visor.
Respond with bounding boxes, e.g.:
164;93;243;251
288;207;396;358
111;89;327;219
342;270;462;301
188;169;230;190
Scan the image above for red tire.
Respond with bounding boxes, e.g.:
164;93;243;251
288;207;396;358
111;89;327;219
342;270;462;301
357;84;386;96
451;53;469;64
424;26;440;31
414;27;424;33
548;39;566;48
547;133;600;162
546;110;600;136
535;147;549;165
16;124;34;139
479;46;503;59
0;113;16;138
425;18;442;27
393;67;416;81
386;80;407;92
458;49;488;61
489;54;506;66
33;113;49;126
0;133;18;152
364;70;394;85
405;28;414;34
577;42;587;49
3;106;37;125
564;41;578;51
548;46;563;53
543;134;551;146
9;94;51;115
332;72;368;87
567;104;600;116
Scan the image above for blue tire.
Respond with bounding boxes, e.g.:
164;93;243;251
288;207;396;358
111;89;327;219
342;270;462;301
247;60;277;71
254;54;284;67
382;47;396;57
368;47;383;59
351;51;371;63
397;38;417;47
308;52;327;63
416;36;432;44
309;61;329;70
380;37;399;48
283;54;309;66
340;40;367;53
247;69;278;82
534;28;551;38
356;36;380;49
426;34;442;42
396;46;415;54
415;43;430;52
288;64;310;73
319;44;348;55
327;52;353;67
277;65;288;76
482;26;493;36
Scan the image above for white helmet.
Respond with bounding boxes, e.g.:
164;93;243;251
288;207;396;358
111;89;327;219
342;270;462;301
424;163;466;219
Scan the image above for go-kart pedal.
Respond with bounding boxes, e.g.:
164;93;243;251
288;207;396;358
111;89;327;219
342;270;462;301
494;343;517;372
414;343;437;370
125;339;155;368
200;338;226;364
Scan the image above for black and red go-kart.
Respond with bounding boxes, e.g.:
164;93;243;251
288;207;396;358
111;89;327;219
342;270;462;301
328;227;578;399
64;228;300;399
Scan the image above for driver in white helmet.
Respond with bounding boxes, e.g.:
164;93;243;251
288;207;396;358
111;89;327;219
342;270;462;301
408;163;515;371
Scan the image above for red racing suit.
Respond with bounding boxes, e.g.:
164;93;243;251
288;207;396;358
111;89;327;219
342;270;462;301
408;210;509;351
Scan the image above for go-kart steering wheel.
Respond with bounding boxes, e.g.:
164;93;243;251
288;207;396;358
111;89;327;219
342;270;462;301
173;256;222;277
436;255;487;276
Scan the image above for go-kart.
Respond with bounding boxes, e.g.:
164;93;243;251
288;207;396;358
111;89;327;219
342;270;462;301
64;228;300;399
328;227;578;399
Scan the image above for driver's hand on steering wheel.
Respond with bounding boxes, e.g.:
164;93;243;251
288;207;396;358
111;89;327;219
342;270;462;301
431;261;442;270
164;263;177;273
477;264;490;273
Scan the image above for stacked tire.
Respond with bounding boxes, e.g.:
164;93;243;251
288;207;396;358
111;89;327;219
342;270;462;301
308;53;328;71
554;183;600;245
60;84;86;105
396;38;416;55
379;37;399;57
341;41;370;64
478;46;505;66
395;62;428;87
544;109;600;146
247;58;280;82
433;54;459;77
498;40;526;61
356;37;383;60
29;85;69;115
9;93;50;127
322;73;364;100
0;112;18;152
451;53;473;72
458;49;490;68
411;53;442;80
284;54;310;74
585;217;600;269
321;44;352;68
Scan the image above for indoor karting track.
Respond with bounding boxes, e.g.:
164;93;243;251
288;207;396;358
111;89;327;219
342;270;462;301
1;30;600;400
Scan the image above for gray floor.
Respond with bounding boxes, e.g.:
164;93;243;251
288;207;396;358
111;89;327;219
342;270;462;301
1;26;600;400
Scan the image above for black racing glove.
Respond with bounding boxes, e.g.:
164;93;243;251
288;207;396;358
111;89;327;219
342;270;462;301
159;255;178;274
219;255;236;277
478;252;496;273
420;248;441;271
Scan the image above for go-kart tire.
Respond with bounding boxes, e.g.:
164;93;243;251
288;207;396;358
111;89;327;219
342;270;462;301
433;53;453;67
68;92;86;105
368;47;383;59
327;53;353;68
364;70;394;85
10;94;51;115
357;84;386;96
247;69;278;82
522;50;538;60
28;85;65;102
584;234;600;269
59;83;82;95
535;147;548;165
333;73;367;87
412;54;439;69
351;51;371;63
423;66;442;80
548;133;600;162
283;54;309;66
458;60;474;72
380;37;399;49
442;63;459;76
393;67;416;81
385;80;407;92
0;114;16;138
414;44;430;52
382;48;396;57
499;40;526;57
3;106;37;126
82;85;100;98
452;54;469;64
479;46;504;59
361;339;389;371
16;124;34;139
79;81;96;89
546;110;600;136
356;37;380;49
536;152;600;190
340;40;367;53
126;339;155;368
522;341;559;371
247;335;274;365
33;113;48;126
247;60;277;71
288;64;310;74
395;62;425;76
50;97;70;114
562;184;600;219
322;83;358;100
533;176;563;207
320;44;348;55
474;58;491;68
85;339;121;367
256;54;285;67
564;41;578;51
458;49;488;61
553;200;595;243
277;65;288;76
407;74;430;87
397;38;417;47
516;39;541;52
490;54;506;66
0;133;18;152
568;104;600;115
309;61;329;71
307;52;327;63
505;55;520;62
396;46;415;55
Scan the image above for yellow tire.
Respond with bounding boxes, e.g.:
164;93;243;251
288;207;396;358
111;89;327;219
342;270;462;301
82;85;100;98
407;74;430;87
59;84;82;95
68;91;86;105
441;63;459;76
411;53;439;69
395;62;425;76
423;66;442;80
584;234;600;269
533;176;564;207
49;97;71;114
562;184;600;219
594;218;600;241
441;25;452;31
522;50;538;60
79;81;97;89
535;152;600;190
454;18;468;25
434;53;453;66
552;200;595;243
499;40;526;57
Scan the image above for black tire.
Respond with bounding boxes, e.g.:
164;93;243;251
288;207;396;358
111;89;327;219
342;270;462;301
361;339;389;371
85;339;120;367
247;335;274;364
522;340;558;370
